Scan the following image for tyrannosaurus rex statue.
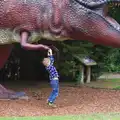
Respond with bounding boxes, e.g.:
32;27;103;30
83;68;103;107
0;0;120;99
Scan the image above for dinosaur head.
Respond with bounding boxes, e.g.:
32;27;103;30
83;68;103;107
69;0;120;47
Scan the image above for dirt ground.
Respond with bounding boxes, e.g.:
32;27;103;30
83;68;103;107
0;84;120;117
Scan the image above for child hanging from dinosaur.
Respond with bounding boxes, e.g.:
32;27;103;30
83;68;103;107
42;46;59;108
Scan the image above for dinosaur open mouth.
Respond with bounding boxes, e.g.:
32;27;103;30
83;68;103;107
104;3;120;31
75;0;120;31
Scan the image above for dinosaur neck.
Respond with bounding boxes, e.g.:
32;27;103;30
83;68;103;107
51;0;69;25
49;0;69;34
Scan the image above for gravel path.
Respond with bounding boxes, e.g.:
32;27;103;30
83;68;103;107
0;86;120;117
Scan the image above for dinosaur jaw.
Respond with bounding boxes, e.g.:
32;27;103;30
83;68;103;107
103;4;120;32
105;16;120;31
81;4;120;47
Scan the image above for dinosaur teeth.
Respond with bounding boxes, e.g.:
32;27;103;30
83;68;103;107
116;26;120;30
113;24;120;31
113;25;120;31
109;2;120;7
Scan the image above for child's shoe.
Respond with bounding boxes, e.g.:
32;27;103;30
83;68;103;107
47;101;57;108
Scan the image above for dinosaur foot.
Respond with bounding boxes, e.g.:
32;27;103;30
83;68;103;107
0;84;29;100
0;92;29;101
9;92;29;100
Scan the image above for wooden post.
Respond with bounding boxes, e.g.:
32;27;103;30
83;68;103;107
80;65;84;84
86;66;91;83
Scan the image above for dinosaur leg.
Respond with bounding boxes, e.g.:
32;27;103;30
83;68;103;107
0;44;13;69
0;44;15;99
0;44;28;100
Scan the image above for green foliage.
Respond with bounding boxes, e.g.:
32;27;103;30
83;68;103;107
103;49;120;72
114;86;120;90
56;41;95;80
75;69;82;84
56;40;120;81
108;6;120;23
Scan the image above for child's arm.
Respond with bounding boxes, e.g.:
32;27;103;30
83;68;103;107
48;49;54;65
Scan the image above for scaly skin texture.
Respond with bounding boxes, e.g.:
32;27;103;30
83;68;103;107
0;0;120;46
0;0;70;44
0;0;120;98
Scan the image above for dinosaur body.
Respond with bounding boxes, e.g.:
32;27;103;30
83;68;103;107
0;0;120;98
0;0;119;46
0;0;70;44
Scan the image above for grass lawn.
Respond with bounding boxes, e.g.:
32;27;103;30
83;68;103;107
105;78;120;82
102;78;120;90
0;113;120;120
85;78;120;89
